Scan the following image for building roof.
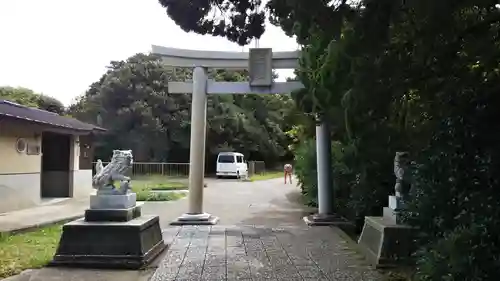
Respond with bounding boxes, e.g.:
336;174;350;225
0;99;105;133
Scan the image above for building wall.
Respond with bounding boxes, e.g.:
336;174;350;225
79;134;95;170
72;169;93;198
0;119;94;213
70;135;94;198
0;122;42;174
0;121;42;213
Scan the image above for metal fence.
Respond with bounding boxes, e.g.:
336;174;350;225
92;161;268;177
92;162;190;177
248;160;266;176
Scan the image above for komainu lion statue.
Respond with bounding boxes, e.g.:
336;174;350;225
92;150;134;195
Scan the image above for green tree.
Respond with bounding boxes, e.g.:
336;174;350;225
157;0;348;46
294;1;500;280
68;54;192;162
0;86;65;114
68;54;296;169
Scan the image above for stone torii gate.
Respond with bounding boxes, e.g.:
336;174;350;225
151;45;341;226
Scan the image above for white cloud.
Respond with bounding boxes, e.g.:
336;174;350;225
0;0;297;106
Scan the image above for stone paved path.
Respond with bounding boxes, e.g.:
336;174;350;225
147;178;384;281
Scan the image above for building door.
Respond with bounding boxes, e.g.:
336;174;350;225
40;132;71;197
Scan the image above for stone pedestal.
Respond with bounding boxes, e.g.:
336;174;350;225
51;193;167;269
383;207;404;225
388;195;405;210
384;195;405;224
90;193;136;209
85;205;142;222
357;196;416;268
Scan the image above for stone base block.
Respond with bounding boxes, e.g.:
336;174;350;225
303;213;354;227
84;205;142;222
383;207;405;224
50;215;167;269
90;193;136;209
389;195;405;210
170;213;219;225
357;216;416;268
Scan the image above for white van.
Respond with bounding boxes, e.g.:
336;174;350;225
216;152;248;178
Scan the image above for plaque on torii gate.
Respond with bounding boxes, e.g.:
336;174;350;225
248;48;273;87
151;45;343;227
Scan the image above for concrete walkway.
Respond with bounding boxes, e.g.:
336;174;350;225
0;198;88;233
2;178;384;281
141;178;315;228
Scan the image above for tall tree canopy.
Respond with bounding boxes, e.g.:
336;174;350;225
0;86;65;114
68;53;295;168
157;0;346;45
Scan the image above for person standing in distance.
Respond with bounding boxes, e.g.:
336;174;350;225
284;163;293;184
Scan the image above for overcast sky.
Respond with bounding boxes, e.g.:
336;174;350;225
0;0;298;106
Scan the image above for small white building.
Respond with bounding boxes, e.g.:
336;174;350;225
0;100;105;213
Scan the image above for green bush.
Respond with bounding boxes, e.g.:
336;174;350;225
293;139;318;206
330;141;356;219
414;224;500;281
345;148;395;230
293;137;386;231
403;109;500;280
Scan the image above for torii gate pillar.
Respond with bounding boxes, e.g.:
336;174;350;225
170;66;216;225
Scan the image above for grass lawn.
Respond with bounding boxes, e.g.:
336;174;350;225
135;190;186;201
132;175;188;201
0;224;62;278
149;182;187;190
250;171;284;181
132;175;187;190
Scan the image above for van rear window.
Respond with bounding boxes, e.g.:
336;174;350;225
218;155;235;163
